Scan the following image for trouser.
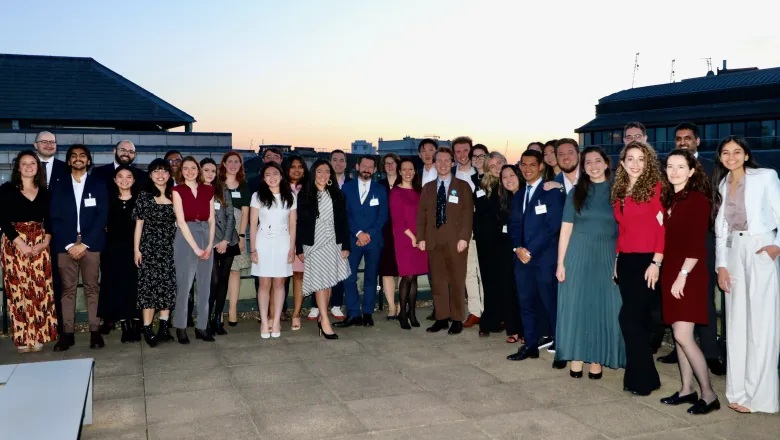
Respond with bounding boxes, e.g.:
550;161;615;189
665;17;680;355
58;251;101;333
209;250;235;320
344;244;381;316
514;259;557;348
330;282;344;308
477;240;520;335
52;251;64;333
428;242;468;322
617;252;661;394
174;222;213;331
724;231;780;413
465;236;484;317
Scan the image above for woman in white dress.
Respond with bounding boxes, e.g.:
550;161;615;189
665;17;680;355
712;136;780;414
250;163;297;339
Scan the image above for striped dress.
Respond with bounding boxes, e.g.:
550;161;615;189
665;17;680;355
301;191;351;296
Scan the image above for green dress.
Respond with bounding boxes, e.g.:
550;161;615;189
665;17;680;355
555;181;626;369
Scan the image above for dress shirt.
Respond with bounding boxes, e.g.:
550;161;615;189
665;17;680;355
522;178;541;213
65;173;88;250
359;179;371;204
422;165;438;186
562;170;579;194
338;176;346;189
455;166;476;192
437;175;452;195
39;156;53;185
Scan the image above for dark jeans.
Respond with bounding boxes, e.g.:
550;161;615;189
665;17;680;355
209;251;235;321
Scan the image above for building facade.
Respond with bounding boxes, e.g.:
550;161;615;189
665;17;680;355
378;136;451;156
351;140;375;155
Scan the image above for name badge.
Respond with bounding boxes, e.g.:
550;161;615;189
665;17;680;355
726;236;733;248
231;191;241;198
214;202;221;211
502;225;507;233
476;189;486;198
535;204;547;215
84;198;97;207
448;195;459;204
369;197;379;207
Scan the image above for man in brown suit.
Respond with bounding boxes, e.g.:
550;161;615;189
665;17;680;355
417;146;474;335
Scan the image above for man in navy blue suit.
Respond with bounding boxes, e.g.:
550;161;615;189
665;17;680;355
90;140;149;189
507;150;566;367
50;144;109;351
334;155;388;328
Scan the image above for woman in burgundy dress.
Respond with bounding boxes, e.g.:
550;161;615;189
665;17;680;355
659;149;720;415
390;157;428;329
378;153;401;319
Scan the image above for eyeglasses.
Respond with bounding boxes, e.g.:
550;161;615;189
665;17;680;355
36;140;56;146
264;154;282;161
623;134;645;141
117;148;136;155
151;169;170;175
168;159;182;164
472;154;487;160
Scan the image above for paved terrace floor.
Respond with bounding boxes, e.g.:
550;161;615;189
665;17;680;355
1;307;778;440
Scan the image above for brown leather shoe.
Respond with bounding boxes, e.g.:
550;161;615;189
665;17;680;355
463;314;480;328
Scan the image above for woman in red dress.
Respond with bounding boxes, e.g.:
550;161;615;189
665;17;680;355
659;149;719;415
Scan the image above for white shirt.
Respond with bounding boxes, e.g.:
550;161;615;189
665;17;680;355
421;165;438;186
562;169;580;194
694;152;699;159
358;179;371;204
523;178;541;213
65;174;88;250
338;176;346;189
456;166;476;192
39;155;53;185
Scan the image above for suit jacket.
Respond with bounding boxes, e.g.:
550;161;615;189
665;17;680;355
50;173;109;253
714;167;780;268
697;155;715;178
343;179;388;249
47;158;69;190
214;186;238;245
295;189;351;254
91;163;149;191
416;177;473;251
509;182;565;267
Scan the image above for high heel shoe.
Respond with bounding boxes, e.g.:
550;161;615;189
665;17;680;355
228;320;238;327
195;328;215;342
588;371;603;380
569;369;583;378
398;314;411;330
176;328;190;344
318;322;339;340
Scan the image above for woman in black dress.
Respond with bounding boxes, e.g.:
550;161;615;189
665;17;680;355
98;165;140;343
133;159;178;347
378;153;400;319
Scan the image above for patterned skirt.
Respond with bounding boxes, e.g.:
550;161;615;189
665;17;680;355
2;222;58;348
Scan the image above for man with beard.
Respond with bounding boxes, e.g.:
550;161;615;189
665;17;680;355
50;144;109;351
545;138;580;194
91;140;148;189
334;155;388;328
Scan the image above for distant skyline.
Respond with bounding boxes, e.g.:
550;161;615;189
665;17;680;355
3;0;780;161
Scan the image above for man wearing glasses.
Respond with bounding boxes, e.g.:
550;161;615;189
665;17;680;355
623;121;648;146
33;131;69;188
91;140;148;189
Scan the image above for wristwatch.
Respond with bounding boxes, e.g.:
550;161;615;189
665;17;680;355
680;269;689;276
652;260;662;267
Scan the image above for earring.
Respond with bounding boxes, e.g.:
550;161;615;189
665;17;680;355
327;180;333;186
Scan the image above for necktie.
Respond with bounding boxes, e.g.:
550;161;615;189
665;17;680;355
436;181;447;228
524;184;533;213
360;183;368;204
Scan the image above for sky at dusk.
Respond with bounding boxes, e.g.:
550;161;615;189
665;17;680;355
3;0;780;161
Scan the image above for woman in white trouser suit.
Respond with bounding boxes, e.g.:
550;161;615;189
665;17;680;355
713;136;780;414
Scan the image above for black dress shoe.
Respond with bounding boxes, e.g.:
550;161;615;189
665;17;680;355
426;319;449;333
228;321;238;327
409;311;420;328
707;358;726;376
552;360;567;369
570;369;583;378
630;385;660;396
333;316;363;328
660;391;699;405
507;345;540;361
657;352;678;364
588;371;602;380
363;314;374;327
177;328;190;344
448;321;463;335
195;328;215;342
688;398;720;415
90;331;105;349
399;314;412;330
53;333;75;352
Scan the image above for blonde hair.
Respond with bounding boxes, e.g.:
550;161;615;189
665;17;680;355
481;151;506;198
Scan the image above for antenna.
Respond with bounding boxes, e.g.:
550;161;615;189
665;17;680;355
669;59;676;83
631;52;640;88
702;57;712;72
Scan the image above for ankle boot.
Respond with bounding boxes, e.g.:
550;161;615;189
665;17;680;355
53;333;75;352
120;321;132;344
156;319;175;343
142;324;158;347
131;320;143;342
90;331;105;349
177;328;190;344
195;328;215;342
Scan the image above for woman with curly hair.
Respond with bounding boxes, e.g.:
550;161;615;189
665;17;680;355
658;149;720;414
611;140;665;396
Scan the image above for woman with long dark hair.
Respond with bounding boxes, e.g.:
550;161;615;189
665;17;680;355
250;162;297;338
284;155;309;330
219;152;251;326
712;136;779;414
379;152;401;319
556;147;625;379
0;150;56;353
390;157;428;329
657;149;720;414
133;159;177;347
200;158;238;335
542;141;561;181
296;159;351;339
611;141;665;396
98;165;141;343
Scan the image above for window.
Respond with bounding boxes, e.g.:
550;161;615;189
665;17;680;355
731;122;746;137
705;124;718;141
580;133;587;147
603;131;613;145
646;129;655;144
656;127;667;145
612;130;622;145
593;131;602;146
747;121;761;138
718;123;731;138
762;120;776;137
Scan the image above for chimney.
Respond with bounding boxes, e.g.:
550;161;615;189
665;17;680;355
722;60;727;70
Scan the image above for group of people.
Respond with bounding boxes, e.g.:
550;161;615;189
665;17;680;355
2;123;779;416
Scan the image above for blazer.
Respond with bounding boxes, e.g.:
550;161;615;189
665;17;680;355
295;189;351;254
50;173;109;253
714;167;780;269
509;182;565;267
697;155;715;178
91;163;149;190
47;158;69;190
416;177;473;251
214;186;238;246
343;179;388;249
